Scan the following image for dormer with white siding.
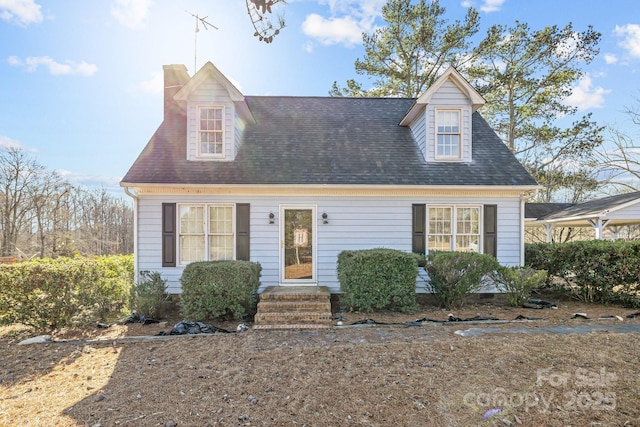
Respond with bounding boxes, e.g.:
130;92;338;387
400;66;485;163
172;62;255;162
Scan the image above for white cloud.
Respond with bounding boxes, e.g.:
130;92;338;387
8;56;98;76
302;13;363;47
138;71;163;94
0;135;24;150
479;0;506;13
302;0;384;47
604;53;618;64
563;74;611;111
110;0;151;30
57;169;122;190
459;0;505;12
0;0;42;26
614;24;640;58
304;41;314;53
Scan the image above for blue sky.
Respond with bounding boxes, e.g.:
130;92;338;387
1;0;639;194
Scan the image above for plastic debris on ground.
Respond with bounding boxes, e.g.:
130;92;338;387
522;299;557;309
157;320;234;336
482;408;501;419
349;314;508;327
122;311;160;325
571;313;624;321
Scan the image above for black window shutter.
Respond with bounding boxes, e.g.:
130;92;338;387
483;204;497;258
162;203;176;267
236;203;250;261
412;204;426;255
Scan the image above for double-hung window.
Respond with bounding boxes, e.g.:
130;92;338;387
179;204;234;264
198;106;224;157
428;206;480;252
436;109;461;159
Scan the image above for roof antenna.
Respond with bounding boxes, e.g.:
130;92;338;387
185;11;218;72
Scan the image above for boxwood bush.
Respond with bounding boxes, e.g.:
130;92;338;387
180;260;261;321
0;255;134;331
526;240;640;305
337;248;419;313
424;251;500;309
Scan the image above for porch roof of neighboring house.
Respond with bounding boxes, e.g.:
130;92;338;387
525;192;640;236
121;96;538;188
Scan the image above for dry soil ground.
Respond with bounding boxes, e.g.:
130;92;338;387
1;297;640;427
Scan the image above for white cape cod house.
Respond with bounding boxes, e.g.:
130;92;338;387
121;62;539;294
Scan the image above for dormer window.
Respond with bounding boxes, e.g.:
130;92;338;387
436;109;461;160
198;106;224;157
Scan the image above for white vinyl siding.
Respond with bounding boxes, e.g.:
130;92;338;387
604;202;640;221
135;194;524;294
409;112;427;160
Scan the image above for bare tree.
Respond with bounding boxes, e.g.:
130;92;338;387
594;126;640;193
28;170;67;258
0;148;45;257
72;187;133;256
0;147;134;259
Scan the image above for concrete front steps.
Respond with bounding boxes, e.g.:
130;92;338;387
253;286;333;330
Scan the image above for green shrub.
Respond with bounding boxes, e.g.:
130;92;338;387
0;255;134;331
526;240;640;305
490;266;547;306
337;248;419;313
132;271;169;319
424;251;500;309
180;260;261;321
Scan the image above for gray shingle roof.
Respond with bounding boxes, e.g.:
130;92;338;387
121;96;537;187
525;203;575;219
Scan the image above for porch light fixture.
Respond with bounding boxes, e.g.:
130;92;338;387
322;212;328;224
269;212;275;224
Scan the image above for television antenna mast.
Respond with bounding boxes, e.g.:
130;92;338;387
185;11;218;72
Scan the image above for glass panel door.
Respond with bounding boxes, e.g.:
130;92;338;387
281;207;315;283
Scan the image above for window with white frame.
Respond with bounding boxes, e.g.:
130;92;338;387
436;109;461;159
198;106;224;156
179;204;234;264
428;206;480;252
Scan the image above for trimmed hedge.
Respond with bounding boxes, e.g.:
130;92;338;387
337;248;419;313
424;251;500;308
180;260;261;321
526;241;640;305
0;255;134;331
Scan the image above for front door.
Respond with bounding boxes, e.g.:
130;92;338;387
280;206;316;285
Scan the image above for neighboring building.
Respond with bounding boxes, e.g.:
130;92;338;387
525;191;640;242
120;62;538;293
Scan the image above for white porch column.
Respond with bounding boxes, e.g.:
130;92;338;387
589;218;611;240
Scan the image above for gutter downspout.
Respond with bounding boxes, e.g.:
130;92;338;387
520;191;537;266
123;187;139;284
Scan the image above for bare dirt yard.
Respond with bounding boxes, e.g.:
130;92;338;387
2;296;640;427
